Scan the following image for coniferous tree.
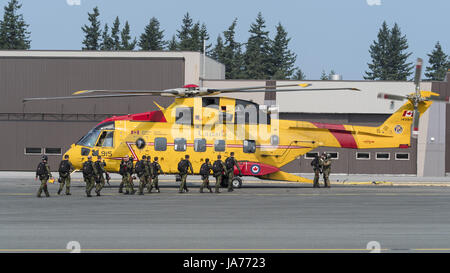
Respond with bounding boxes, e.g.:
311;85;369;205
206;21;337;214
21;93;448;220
221;18;243;79
190;22;201;51
387;23;413;80
0;0;30;49
244;12;272;79
100;23;114;50
177;12;194;50
167;35;178;51
139;17;166;51
210;35;225;62
120;21;136;50
320;70;329;80
270;23;297;79
111;16;121;50
292;68;306;80
425;41;449;81
365;21;413;80
198;23;211;54
81;6;102;50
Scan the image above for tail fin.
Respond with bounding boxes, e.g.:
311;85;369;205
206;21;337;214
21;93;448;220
370;91;437;147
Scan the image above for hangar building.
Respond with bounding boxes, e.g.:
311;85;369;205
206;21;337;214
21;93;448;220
1;50;449;177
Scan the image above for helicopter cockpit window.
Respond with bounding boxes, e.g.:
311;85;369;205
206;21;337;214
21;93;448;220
96;131;114;147
174;138;187;152
175;107;193;125
76;122;115;148
243;140;256;153
214;140;226;152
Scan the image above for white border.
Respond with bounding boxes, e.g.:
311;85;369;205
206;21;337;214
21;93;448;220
395;152;410;161
44;148;62;155
356;152;371;160
375;152;390;160
24;147;43;155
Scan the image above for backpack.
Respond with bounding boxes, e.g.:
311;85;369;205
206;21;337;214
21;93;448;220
82;161;93;176
135;160;145;175
37;162;47;176
152;162;159;177
178;160;189;173
213;160;224;173
200;163;210;175
225;157;235;169
59;160;70;174
94;161;104;174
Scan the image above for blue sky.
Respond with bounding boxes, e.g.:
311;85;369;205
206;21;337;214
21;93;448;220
13;0;450;80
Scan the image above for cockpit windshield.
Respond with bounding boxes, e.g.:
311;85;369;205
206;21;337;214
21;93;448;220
76;122;115;147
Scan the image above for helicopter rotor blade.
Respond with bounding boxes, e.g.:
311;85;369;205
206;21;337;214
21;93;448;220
22;93;159;103
377;93;407;101
413;58;423;96
411;108;420;139
208;83;312;93
220;87;361;93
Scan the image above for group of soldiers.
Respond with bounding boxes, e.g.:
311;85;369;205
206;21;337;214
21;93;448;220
311;152;332;188
35;151;243;197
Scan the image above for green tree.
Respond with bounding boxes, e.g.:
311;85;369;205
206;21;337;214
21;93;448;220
198;23;211;54
221;18;244;79
244;12;272;79
81;6;101;50
0;0;30;49
292;68;306;80
120;21;136;50
210;34;225;62
177;12;194;50
110;17;121;50
100;23;114;50
139;17;166;51
270;23;297;79
425;41;449;81
365;21;413;80
320;70;329;80
167;35;178;51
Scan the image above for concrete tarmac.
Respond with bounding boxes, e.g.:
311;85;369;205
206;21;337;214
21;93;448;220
1;174;450;253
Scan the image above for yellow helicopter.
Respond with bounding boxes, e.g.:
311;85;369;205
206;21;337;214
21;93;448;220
23;58;448;187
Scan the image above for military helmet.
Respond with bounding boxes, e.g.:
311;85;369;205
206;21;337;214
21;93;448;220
42;155;48;161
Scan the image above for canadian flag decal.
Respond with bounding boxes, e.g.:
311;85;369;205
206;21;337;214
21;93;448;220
402;110;413;117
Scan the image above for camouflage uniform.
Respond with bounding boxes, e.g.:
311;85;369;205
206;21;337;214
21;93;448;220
213;159;227;193
58;159;74;195
94;160;107;196
144;158;153;192
148;160;163;193
322;156;332;188
82;160;98;197
36;161;52;197
199;161;213;193
136;159;148;195
225;156;242;192
311;156;321;188
178;158;193;193
120;160;135;195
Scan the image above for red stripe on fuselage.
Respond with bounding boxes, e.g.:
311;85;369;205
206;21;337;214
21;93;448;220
312;122;358;149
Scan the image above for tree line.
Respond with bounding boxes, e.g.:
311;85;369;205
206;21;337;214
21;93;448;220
0;0;449;81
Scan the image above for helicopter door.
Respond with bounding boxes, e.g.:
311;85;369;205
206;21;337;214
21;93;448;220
94;130;114;158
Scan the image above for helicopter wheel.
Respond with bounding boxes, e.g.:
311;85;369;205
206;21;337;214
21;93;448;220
231;177;243;188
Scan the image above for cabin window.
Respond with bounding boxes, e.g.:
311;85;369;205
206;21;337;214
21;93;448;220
154;137;167;151
175;107;193;125
25;147;42;155
325;152;339;160
243;140;256;153
214;140;226;152
194;138;207;152
395;153;410;160
96;131;114;147
76;121;115;148
376;152;390;160
305;152;319;159
174;138;187;152
356;152;370;160
45;148;62;155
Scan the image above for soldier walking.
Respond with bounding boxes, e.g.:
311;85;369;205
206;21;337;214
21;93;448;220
36;155;52;198
225;152;242;192
148;157;163;193
311;154;322;188
199;158;213;193
57;154;74;195
135;155;147;195
178;155;193;193
82;156;97;197
212;155;227;193
94;156;108;196
145;155;153;192
322;153;332;188
119;155;135;195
